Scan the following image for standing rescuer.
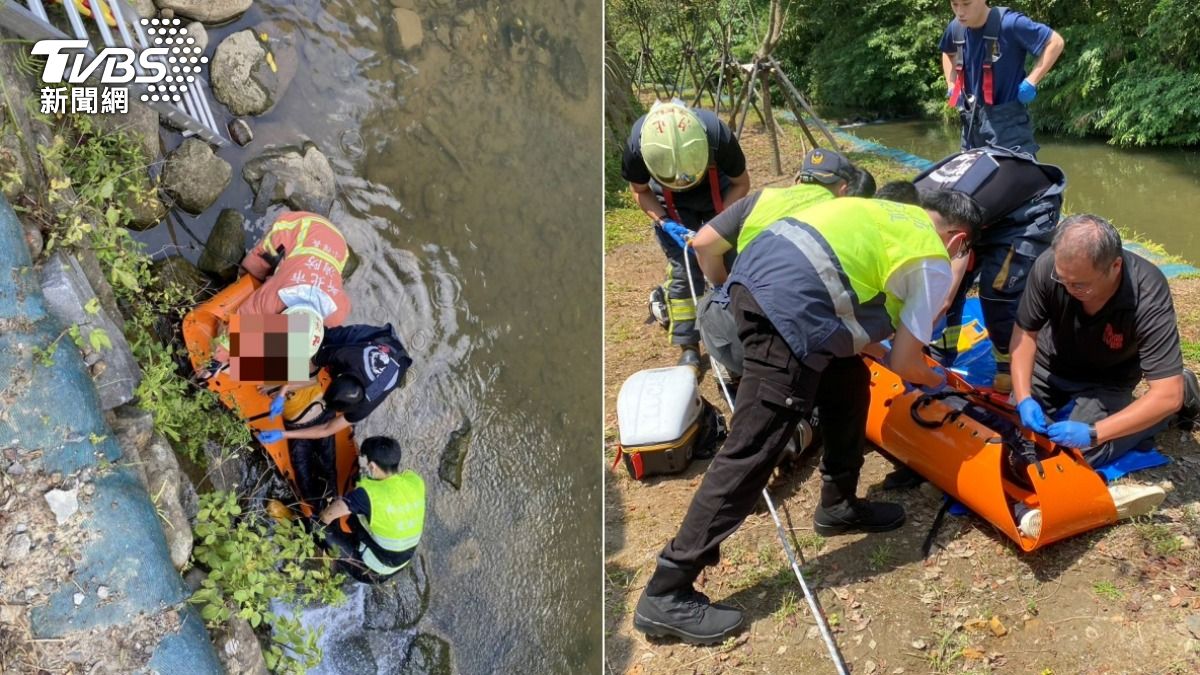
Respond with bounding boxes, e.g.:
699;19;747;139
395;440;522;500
318;436;426;583
622;100;751;368
634;192;983;645
941;0;1064;156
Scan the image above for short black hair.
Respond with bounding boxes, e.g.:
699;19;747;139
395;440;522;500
847;166;877;198
875;180;920;205
327;373;365;412
361;436;403;473
1053;214;1123;270
918;188;984;245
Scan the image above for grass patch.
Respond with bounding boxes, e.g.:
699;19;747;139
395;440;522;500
1134;517;1182;555
605;208;646;253
1182;340;1200;365
927;624;967;673
867;541;894;570
772;590;802;621
1092;580;1122;601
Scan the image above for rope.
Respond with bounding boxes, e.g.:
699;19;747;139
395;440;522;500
680;237;850;675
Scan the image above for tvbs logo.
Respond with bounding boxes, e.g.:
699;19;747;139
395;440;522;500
32;18;207;103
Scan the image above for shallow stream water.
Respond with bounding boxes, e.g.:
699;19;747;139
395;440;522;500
139;0;601;671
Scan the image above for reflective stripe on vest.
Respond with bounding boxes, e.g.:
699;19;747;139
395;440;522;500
356;471;425;574
767;220;872;353
736;184;834;253
263;215;349;273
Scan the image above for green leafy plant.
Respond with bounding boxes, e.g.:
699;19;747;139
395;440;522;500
190;492;346;675
1092;580;1122;601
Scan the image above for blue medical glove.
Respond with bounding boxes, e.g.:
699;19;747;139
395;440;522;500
1017;397;1048;434
269;394;285;419
256;430;284;444
1017;79;1037;105
1047;420;1093;448
659;219;691;249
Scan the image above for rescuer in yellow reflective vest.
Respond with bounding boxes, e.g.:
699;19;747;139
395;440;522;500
319;436;426;583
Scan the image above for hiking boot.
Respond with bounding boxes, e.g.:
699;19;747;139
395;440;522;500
882;465;925;490
813;498;906;536
677;346;701;372
1109;483;1166;520
1177;368;1200;431
633;587;744;645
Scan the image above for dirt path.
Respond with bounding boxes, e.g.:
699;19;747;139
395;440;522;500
604;123;1200;675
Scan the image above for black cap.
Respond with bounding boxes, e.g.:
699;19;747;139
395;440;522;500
799;149;854;185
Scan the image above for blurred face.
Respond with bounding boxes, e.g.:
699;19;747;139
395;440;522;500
950;0;989;28
1052;253;1123;303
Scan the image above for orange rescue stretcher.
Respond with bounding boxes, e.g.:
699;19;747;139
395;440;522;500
865;359;1118;551
182;274;359;519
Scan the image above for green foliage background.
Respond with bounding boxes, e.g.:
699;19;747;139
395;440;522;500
607;0;1200;146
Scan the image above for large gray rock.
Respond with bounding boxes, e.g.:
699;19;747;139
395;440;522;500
397;634;451;675
152;255;214;299
40;252;141;410
161;139;231;214
212;615;269;675
197;209;246;281
242;143;336;216
153;0;251;23
129;0;156;19
134;433;194;570
211;30;284;117
107;404;156;457
185;22;209;53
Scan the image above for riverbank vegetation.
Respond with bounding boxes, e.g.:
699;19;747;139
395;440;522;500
607;0;1200;146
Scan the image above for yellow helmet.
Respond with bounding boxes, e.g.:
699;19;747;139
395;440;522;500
639;101;709;190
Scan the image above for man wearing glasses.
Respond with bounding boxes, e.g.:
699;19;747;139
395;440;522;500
1011;215;1200;472
622;100;751;368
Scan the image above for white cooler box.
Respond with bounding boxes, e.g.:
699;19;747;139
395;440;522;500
616;366;705;480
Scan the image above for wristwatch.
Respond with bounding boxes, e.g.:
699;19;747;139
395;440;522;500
1088;424;1099;445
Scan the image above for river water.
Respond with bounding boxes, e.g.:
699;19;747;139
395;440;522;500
848;120;1200;264
138;0;601;672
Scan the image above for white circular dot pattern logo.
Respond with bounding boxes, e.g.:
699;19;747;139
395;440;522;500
138;18;207;103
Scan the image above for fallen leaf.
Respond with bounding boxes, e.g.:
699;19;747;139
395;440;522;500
864;660;878;674
1170;596;1184;607
962;646;986;660
869;639;877;650
776;646;787;655
989;616;1008;637
1025;618;1044;632
911;638;927;650
964;618;989;633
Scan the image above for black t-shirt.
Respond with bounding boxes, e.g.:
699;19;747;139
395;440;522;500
313;324;412;423
708;192;762;246
1016;250;1183;388
621;109;746;217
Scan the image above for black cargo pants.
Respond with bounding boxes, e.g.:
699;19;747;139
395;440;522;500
646;284;871;594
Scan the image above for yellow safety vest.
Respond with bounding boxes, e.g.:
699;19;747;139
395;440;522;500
799;198;950;329
356;470;426;575
735;184;834;252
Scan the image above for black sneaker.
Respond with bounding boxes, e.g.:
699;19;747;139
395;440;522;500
813;498;906;536
1178;368;1200;431
633;588;744;645
881;465;925;490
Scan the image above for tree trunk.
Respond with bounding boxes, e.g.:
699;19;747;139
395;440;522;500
605;30;640;149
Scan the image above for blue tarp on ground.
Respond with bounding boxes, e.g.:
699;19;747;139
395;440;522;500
0;194;221;672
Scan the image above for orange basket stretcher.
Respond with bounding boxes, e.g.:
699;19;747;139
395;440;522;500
181;274;359;519
864;359;1118;551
